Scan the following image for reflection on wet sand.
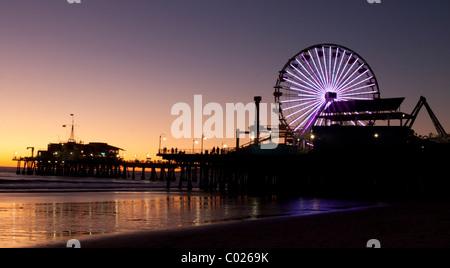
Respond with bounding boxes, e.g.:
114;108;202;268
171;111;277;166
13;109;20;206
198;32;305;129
0;192;373;248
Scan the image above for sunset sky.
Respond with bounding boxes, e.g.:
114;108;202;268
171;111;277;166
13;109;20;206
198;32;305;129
1;0;449;166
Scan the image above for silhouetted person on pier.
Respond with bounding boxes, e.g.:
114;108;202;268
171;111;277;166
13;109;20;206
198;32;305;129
171;148;174;154
212;147;216;154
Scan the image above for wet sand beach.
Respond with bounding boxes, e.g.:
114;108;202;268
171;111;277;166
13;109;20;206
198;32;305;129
3;168;449;248
39;198;450;248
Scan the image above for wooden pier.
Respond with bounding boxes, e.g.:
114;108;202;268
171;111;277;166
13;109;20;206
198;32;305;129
12;148;287;193
13;157;178;184
157;141;450;197
13;140;450;197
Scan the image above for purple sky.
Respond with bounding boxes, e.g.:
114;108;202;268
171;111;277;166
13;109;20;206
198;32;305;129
0;0;449;165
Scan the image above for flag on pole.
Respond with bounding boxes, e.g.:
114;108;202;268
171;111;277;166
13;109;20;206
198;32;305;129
62;125;67;127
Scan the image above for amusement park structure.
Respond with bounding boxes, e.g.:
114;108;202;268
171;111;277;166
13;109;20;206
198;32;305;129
274;44;381;139
273;44;449;149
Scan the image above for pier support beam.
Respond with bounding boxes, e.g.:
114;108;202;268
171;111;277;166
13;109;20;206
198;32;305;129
16;160;21;175
178;166;185;190
150;166;158;181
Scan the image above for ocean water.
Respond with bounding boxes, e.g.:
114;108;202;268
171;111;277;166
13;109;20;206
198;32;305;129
0;167;377;248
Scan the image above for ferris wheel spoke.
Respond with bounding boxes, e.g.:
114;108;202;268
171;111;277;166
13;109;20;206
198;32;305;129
337;76;374;94
280;96;321;104
282;99;319;111
284;76;318;94
321;46;330;86
333;53;354;90
335;58;359;90
294;94;319;99
288;114;307;128
339;84;377;97
339;96;374;101
289;65;323;92
283;88;319;97
284;93;311;99
296;58;324;90
284;100;323;119
294;101;325;128
313;49;327;87
328;46;333;86
296;101;326;134
286;87;318;97
285;69;321;93
307;51;326;88
336;73;372;93
331;47;340;87
340;90;378;98
319;47;329;86
336;63;366;92
289;100;325;128
288;85;320;95
331;49;348;89
323;46;332;86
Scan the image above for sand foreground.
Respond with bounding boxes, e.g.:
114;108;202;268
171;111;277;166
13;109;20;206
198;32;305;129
37;198;450;248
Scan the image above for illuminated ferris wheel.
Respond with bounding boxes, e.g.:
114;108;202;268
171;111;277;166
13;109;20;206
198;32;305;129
274;44;380;137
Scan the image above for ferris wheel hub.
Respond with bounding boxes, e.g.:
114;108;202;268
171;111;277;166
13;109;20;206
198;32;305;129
325;92;337;101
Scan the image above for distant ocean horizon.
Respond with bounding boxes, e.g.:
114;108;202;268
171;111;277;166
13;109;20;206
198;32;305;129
0;166;16;172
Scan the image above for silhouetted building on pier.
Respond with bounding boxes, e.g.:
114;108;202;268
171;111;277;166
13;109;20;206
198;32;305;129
31;141;124;177
37;142;123;162
312;98;413;151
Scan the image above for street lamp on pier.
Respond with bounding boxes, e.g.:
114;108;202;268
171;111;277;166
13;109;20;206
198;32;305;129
159;134;167;153
201;134;207;154
193;139;199;154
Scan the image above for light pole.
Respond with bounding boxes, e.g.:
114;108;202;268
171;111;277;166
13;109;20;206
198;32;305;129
254;96;262;146
159;134;167;153
193;139;199;154
201;134;207;154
